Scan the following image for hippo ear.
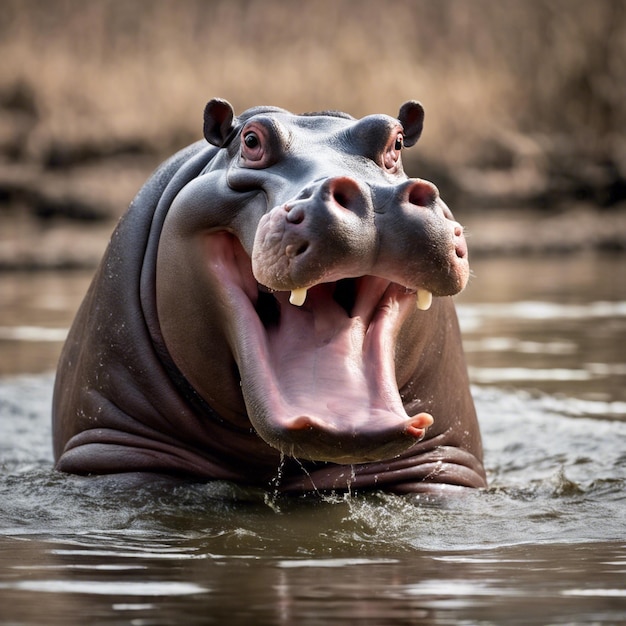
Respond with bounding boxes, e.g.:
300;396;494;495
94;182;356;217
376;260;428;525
398;101;424;147
204;99;236;147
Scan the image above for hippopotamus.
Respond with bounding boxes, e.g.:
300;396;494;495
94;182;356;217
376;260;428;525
52;99;486;493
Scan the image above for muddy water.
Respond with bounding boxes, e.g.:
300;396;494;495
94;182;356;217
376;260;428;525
1;253;625;625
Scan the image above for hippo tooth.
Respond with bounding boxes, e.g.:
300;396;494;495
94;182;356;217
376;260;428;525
417;289;432;311
289;288;308;306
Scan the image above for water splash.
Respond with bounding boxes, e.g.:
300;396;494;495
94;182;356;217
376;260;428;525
264;453;287;512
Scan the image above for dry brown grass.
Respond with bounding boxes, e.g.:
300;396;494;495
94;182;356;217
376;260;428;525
1;0;624;167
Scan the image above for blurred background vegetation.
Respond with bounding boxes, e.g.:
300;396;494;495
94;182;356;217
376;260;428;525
1;0;625;267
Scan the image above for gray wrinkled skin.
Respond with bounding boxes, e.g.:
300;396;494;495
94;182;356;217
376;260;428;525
52;100;486;493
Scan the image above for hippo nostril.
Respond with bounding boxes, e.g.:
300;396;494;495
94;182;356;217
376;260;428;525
328;177;363;212
453;223;468;259
286;206;305;224
285;241;309;258
407;179;439;208
334;192;350;210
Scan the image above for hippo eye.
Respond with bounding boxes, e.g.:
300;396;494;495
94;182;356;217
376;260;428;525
244;132;260;149
240;121;278;168
241;128;267;164
383;132;403;171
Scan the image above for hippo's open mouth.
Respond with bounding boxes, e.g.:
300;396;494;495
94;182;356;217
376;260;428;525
208;232;434;464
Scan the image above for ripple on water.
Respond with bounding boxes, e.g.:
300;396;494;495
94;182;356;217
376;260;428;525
1;372;626;625
0;375;625;552
457;300;626;325
0;580;208;596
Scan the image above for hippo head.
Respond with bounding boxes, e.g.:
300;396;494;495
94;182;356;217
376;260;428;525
155;99;470;465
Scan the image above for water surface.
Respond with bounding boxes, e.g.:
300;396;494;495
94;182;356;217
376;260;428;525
1;252;625;624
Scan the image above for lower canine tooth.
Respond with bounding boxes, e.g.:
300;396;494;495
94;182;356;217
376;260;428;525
289;288;308;306
417;289;432;311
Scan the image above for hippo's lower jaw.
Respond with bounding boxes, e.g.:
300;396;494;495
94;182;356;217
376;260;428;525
209;232;436;465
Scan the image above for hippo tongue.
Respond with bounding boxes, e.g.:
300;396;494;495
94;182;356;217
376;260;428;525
230;276;431;462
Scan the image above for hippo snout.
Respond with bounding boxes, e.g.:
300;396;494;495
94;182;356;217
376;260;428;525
402;178;469;264
252;176;378;291
251;175;469;298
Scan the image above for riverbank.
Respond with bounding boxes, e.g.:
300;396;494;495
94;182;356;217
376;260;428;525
2;1;624;269
1;147;624;271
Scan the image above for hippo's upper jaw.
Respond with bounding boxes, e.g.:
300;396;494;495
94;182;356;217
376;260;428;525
251;175;470;302
154;99;471;465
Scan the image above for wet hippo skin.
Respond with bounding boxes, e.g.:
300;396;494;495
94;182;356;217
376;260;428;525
52;99;487;493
